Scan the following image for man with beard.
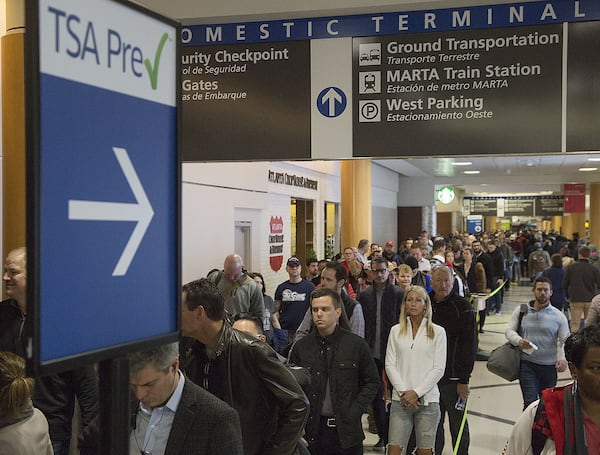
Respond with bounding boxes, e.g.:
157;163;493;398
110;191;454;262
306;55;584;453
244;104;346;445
505;276;570;410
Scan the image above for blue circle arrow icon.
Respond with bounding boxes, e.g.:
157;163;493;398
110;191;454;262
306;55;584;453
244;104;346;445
317;87;347;118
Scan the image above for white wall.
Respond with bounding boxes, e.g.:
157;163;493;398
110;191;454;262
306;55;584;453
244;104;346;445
372;162;399;245
398;176;436;207
182;160;340;296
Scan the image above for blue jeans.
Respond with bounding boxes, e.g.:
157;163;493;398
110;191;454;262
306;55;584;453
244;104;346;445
52;439;71;455
389;400;440;450
519;360;557;409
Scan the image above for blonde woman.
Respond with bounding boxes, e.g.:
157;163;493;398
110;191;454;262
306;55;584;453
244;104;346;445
385;286;447;455
0;352;53;454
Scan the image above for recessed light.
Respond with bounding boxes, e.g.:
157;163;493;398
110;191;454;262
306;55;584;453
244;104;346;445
579;167;598;172
587;157;600;162
463;170;480;174
452;161;472;166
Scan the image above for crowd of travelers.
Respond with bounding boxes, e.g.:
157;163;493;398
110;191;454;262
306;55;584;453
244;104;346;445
1;226;599;454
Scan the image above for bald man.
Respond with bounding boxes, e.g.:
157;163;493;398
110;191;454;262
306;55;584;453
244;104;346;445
207;253;265;322
1;247;27;355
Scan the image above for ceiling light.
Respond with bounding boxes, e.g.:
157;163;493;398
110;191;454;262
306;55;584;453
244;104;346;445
579;167;598;172
587;157;600;162
463;170;480;174
452;161;472;166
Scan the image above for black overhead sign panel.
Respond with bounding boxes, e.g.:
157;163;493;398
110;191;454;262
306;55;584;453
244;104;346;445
352;25;562;157
467;196;564;217
181;41;311;161
181;1;600;161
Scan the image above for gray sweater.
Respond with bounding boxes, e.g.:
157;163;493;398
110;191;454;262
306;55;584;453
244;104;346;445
506;302;569;366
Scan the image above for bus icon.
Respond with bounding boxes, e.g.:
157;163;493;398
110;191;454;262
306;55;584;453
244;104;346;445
359;43;381;66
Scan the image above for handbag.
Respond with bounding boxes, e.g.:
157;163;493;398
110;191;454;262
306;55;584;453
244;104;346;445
486;305;527;381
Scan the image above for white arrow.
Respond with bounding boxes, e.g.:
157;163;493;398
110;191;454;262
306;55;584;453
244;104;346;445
68;147;154;276
322;88;343;117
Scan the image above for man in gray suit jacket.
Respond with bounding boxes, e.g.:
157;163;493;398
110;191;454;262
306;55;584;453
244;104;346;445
80;342;243;454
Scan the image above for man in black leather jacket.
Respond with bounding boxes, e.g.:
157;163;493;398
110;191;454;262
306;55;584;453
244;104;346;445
180;278;309;455
290;287;379;454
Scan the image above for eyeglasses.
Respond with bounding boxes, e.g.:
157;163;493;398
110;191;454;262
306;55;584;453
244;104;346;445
372;269;388;274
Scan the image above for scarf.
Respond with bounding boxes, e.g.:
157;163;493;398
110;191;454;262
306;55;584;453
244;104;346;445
531;383;588;455
0;400;34;429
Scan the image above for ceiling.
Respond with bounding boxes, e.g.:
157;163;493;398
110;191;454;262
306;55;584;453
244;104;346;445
135;0;600;196
374;154;600;196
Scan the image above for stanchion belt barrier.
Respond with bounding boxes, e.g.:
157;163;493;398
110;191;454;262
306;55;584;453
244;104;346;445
469;280;506;303
455;281;505;452
453;398;469;455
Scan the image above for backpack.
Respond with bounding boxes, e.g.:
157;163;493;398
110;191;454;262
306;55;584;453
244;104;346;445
454;268;470;299
412;271;428;289
531;252;546;273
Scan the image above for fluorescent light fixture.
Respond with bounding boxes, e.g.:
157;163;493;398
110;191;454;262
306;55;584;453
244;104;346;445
463;170;480;174
587;157;600;162
452;161;472;166
579;167;598;171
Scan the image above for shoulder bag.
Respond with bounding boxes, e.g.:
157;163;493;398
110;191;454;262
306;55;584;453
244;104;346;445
486;304;527;381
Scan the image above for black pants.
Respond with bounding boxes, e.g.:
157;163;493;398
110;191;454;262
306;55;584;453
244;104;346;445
309;417;363;455
478;309;487;332
373;358;389;443
436;382;470;455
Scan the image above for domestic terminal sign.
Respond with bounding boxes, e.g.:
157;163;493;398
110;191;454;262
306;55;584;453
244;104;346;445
28;0;179;372
180;0;600;161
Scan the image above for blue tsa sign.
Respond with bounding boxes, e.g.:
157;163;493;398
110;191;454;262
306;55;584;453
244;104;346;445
317;86;347;118
30;0;179;371
467;216;483;235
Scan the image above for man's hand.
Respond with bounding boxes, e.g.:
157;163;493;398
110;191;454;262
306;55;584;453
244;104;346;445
457;383;470;401
518;338;533;350
556;359;568;372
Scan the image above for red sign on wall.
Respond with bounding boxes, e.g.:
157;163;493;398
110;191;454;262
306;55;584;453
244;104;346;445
269;216;284;272
563;183;586;213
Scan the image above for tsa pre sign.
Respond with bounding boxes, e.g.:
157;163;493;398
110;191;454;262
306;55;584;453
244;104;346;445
39;0;176;106
34;0;178;367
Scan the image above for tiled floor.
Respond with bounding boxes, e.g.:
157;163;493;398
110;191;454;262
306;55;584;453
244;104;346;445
362;281;572;454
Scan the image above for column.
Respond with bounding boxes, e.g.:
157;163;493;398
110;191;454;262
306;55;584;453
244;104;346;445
552;215;562;234
562;212;586;240
2;0;26;263
485;216;499;232
340;160;371;249
590;183;600;247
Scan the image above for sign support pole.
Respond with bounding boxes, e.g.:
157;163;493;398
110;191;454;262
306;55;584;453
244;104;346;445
99;358;129;454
